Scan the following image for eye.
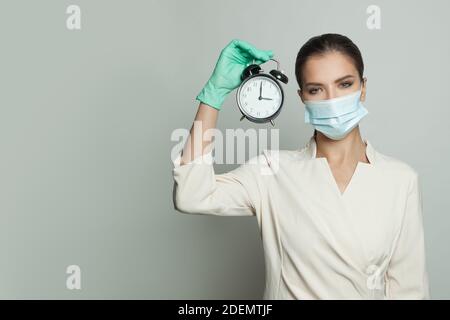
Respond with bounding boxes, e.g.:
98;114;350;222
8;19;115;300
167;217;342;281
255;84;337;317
340;81;353;88
308;87;320;95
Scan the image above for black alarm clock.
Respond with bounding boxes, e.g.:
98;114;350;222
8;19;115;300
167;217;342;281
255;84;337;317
236;58;288;126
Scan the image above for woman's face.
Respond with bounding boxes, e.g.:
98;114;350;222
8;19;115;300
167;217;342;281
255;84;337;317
297;51;367;102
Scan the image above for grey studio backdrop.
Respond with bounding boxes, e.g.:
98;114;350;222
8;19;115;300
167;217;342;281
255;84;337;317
0;0;448;299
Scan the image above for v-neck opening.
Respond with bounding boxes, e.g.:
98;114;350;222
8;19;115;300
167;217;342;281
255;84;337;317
319;157;368;197
310;138;373;198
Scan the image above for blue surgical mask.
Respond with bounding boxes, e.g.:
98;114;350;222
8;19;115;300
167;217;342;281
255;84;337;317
303;89;368;140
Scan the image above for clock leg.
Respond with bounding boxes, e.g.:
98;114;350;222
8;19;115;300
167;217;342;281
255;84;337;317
270;119;275;126
240;115;246;121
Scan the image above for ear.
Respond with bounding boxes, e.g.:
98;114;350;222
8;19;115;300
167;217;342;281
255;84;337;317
360;77;367;102
297;88;305;104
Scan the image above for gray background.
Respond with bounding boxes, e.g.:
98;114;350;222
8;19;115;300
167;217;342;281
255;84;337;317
0;0;448;299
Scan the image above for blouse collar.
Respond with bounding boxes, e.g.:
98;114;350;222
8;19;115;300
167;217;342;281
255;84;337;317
304;135;376;165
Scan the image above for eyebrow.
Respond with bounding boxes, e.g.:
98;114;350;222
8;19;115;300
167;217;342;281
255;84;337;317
304;75;355;87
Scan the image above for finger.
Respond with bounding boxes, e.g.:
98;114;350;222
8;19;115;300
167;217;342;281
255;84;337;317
265;50;274;59
233;39;272;61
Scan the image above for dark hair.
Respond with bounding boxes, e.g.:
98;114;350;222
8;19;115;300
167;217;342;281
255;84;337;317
295;33;364;90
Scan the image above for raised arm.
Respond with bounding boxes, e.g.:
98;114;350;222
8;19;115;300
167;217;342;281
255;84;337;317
172;39;274;216
178;39;273;165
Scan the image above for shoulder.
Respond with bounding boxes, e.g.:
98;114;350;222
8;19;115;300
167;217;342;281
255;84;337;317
259;146;312;164
375;150;418;174
254;147;311;166
240;148;310;177
372;148;420;190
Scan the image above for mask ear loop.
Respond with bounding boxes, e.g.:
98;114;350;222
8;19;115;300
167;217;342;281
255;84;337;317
359;77;366;101
359;77;366;100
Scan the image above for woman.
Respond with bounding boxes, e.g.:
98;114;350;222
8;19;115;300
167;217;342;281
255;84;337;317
171;34;430;299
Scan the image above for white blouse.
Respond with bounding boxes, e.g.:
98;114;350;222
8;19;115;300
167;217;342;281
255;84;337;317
171;135;431;299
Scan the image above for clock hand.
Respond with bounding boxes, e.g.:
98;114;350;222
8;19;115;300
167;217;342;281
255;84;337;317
260;97;273;100
259;82;262;100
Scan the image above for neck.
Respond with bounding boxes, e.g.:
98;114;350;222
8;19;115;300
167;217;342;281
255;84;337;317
315;126;368;165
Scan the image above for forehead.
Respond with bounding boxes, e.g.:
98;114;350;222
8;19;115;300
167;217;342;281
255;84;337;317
302;51;358;83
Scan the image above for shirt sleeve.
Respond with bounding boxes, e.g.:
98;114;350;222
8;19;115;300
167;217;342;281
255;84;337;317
386;172;431;299
171;146;267;217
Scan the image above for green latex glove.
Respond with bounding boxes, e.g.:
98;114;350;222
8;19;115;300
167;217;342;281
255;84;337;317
196;39;274;110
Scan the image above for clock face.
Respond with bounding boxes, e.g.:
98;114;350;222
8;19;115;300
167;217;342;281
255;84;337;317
237;75;283;120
